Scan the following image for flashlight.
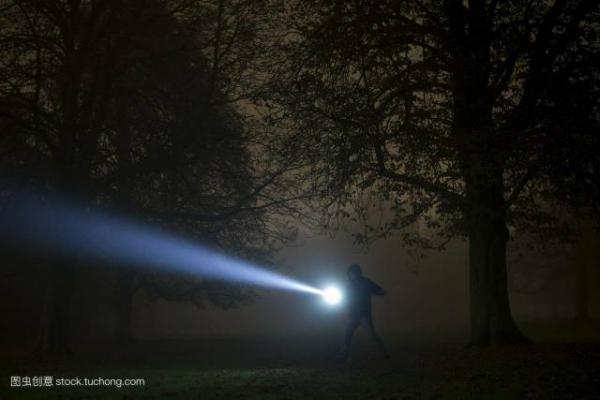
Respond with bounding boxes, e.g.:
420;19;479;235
321;286;342;305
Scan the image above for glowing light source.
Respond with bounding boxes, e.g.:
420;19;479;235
321;286;342;305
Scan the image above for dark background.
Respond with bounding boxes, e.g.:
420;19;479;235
1;0;600;398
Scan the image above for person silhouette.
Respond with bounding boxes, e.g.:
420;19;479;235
340;263;389;360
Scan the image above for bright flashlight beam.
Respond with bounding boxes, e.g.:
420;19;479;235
0;192;321;296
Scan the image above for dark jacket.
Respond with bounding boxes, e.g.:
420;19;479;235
346;276;385;316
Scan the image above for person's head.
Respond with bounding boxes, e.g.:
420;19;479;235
347;263;363;282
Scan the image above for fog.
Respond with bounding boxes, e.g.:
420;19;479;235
3;222;599;348
128;228;599;341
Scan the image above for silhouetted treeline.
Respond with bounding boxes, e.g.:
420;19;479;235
1;0;599;353
0;0;309;354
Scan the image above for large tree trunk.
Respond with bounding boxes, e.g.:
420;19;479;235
34;260;76;355
445;0;529;346
468;215;528;346
34;156;89;355
33;17;83;356
467;168;528;346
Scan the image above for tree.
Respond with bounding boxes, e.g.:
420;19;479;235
97;0;311;343
0;0;153;353
272;0;600;345
0;0;310;352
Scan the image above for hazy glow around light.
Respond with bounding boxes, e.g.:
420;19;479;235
0;192;322;296
322;286;342;305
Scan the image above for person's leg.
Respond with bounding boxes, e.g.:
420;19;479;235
341;315;360;360
364;313;389;359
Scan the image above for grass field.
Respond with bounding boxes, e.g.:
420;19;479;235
1;327;599;399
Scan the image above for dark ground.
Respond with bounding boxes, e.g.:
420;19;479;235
1;322;599;399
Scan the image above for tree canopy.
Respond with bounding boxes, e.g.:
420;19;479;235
0;0;310;350
271;0;600;345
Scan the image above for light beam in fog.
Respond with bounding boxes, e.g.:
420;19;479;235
1;192;324;296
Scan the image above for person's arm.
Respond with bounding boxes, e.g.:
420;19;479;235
368;279;386;296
